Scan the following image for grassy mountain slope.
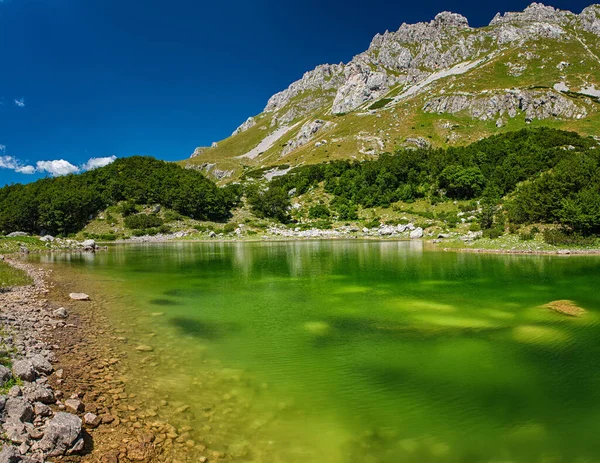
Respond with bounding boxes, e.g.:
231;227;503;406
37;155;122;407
181;3;600;183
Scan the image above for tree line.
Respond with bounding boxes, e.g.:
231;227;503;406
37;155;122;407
249;128;600;235
0;156;240;236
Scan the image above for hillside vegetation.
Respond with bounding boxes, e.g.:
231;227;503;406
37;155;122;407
246;128;600;238
0;157;240;236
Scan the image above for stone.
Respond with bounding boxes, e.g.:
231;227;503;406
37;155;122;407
69;293;90;301
0;445;21;463
544;300;586;317
5;398;34;423
0;365;12;386
39;235;55;242
410;227;424;239
53;307;68;319
100;413;115;424
64;398;84;414
7;232;28;237
81;239;96;250
34;402;52;417
36;412;83;457
12;360;36;382
30;354;53;375
3;421;29;444
83;412;101;428
23;383;55;405
135;345;154;352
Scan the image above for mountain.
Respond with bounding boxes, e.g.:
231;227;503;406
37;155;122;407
183;3;600;182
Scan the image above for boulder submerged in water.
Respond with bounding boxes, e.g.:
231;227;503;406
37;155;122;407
544;300;586;317
69;293;90;301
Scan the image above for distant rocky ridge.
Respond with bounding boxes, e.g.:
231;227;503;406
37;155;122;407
186;3;600;181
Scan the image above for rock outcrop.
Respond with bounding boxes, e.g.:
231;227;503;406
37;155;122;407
423;89;587;121
232;116;257;136
188;3;600;176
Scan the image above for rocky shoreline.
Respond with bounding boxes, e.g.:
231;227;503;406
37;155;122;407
0;259;88;462
0;257;221;463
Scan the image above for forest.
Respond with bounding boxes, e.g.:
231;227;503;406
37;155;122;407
250;128;600;235
0;156;239;235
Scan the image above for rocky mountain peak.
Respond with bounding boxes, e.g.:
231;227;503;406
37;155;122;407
433;12;470;28
190;2;600;180
490;2;569;25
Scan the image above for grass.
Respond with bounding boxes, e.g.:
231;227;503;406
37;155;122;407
0;260;32;289
440;233;600;253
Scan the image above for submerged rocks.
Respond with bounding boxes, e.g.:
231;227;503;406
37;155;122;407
545;300;586;317
36;412;83;457
69;293;90;301
64;399;84;414
135;345;154;353
83;412;101;428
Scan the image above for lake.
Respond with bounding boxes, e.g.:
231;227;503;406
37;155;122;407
31;241;600;462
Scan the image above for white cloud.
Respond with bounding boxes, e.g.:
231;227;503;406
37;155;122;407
0;146;119;177
15;165;36;174
82;155;117;171
14;98;25;108
0;155;35;174
36;159;80;177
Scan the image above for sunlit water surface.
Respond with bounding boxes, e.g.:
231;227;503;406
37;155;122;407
30;241;600;462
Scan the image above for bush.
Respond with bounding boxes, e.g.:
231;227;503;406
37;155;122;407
308;203;331;219
519;231;535;241
543;229;596;246
459;201;478;213
158;225;172;234
223;223;237;234
313;219;332;229
124;214;163;230
469;223;481;232
363;219;380;229
163;211;184;223
246;185;291;223
118;201;139;217
483;228;503;239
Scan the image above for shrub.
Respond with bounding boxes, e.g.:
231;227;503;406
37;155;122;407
163;210;184;223
223;223;237;234
363;219;380;229
313;219;332;229
118;201;139;217
124;214;163;230
308;203;331;219
459;201;478;213
483;228;503;239
519;231;535;241
543;229;596;246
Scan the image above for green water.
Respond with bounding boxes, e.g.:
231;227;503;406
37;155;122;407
32;241;600;462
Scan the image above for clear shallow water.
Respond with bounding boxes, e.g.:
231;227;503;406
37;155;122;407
31;241;600;462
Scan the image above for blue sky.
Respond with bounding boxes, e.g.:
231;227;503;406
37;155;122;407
0;0;593;185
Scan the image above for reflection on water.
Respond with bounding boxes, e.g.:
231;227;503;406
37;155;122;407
31;241;600;463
